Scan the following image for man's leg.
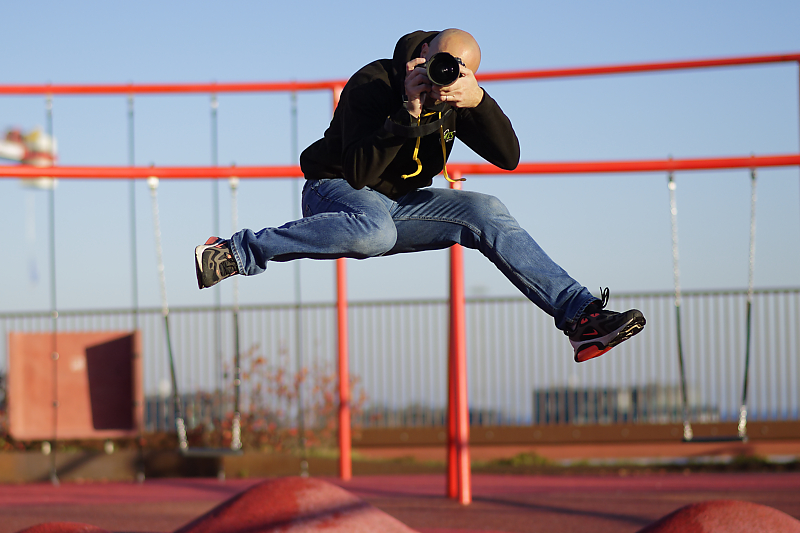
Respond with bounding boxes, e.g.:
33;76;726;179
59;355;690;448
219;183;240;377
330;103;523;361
230;179;398;275
384;187;644;361
384;186;594;330
196;179;397;286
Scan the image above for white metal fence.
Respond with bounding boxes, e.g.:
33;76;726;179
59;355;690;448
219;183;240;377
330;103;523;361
1;288;797;434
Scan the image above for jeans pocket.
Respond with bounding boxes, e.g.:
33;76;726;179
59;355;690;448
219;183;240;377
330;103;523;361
302;179;330;217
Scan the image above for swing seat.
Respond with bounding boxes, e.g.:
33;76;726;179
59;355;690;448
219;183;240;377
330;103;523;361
682;434;748;443
180;447;243;458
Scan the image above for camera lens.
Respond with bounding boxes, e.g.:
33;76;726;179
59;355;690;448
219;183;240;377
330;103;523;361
426;53;460;86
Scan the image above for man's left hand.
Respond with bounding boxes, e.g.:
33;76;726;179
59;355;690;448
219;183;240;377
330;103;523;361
430;65;484;108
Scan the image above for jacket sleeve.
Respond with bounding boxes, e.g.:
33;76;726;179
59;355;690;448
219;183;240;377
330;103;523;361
340;80;410;190
454;90;520;170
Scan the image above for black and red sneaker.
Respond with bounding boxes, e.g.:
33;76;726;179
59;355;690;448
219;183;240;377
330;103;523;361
195;237;239;289
567;288;646;362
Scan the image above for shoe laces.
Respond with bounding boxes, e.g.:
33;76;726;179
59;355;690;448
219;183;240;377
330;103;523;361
598;287;610;309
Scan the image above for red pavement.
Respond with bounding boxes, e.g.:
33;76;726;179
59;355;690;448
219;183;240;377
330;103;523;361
1;473;799;533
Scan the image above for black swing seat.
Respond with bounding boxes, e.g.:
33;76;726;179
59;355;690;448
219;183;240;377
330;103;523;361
682;435;748;443
180;447;243;458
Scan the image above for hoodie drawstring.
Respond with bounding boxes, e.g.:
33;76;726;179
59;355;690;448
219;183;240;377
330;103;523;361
401;111;465;183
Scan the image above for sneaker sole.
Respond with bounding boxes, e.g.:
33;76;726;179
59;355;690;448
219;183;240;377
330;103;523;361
574;313;646;363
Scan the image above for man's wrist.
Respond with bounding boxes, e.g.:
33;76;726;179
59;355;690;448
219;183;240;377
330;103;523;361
403;94;421;118
467;87;485;108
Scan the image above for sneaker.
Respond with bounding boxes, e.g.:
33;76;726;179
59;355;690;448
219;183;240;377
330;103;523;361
195;237;239;289
567;288;646;362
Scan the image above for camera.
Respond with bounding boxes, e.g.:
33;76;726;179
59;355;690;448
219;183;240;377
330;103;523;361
420;52;463;86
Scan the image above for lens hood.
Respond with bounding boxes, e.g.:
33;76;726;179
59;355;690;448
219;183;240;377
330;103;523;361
425;53;461;86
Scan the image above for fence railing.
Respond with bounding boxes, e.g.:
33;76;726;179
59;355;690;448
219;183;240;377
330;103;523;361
1;288;797;437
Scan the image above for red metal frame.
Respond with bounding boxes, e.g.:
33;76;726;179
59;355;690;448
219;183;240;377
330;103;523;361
447;174;471;504
1;52;797;95
331;86;352;482
1;51;798;502
336;258;351;481
2;154;799;180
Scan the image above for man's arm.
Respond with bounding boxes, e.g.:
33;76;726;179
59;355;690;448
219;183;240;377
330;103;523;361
454;91;520;171
431;64;520;170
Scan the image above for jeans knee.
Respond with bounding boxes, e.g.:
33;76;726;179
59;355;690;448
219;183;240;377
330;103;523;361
346;214;397;257
480;194;511;219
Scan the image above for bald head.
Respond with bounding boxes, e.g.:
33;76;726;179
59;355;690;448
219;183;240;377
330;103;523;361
425;29;481;73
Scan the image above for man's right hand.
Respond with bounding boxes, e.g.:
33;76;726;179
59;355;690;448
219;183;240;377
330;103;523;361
404;58;431;119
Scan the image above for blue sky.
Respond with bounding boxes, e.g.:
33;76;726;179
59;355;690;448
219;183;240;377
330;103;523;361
1;0;799;313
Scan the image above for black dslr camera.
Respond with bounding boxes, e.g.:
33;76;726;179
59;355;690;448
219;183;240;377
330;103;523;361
420;53;464;86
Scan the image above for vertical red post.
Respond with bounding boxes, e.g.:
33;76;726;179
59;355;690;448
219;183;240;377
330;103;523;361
337;257;351;480
447;317;458;498
331;86;352;481
447;173;471;504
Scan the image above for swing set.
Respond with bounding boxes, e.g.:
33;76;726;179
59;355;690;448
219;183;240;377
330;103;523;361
668;169;759;442
147;175;243;457
0;51;799;501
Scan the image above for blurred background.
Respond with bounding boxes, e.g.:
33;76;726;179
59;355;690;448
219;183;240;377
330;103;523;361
0;1;798;449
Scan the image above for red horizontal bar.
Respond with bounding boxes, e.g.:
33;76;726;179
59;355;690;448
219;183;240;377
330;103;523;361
476;52;800;83
1;154;798;180
0;53;797;96
0;80;348;96
0;165;304;179
451;154;800;175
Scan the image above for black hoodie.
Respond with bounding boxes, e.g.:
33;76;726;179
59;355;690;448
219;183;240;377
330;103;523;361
300;30;520;200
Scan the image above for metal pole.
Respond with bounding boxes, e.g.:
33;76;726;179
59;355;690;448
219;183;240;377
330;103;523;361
330;85;352;480
448;173;470;504
127;93;145;482
337;258;351;480
290;91;308;476
128;95;139;329
45;94;60;486
210;93;224;427
447;302;458;498
230;175;242;452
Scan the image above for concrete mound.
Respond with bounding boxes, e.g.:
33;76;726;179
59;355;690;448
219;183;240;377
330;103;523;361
174;476;419;533
16;524;111;533
637;500;800;533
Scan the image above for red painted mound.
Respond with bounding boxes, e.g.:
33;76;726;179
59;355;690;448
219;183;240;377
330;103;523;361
174;476;419;533
16;524;110;533
637;500;800;533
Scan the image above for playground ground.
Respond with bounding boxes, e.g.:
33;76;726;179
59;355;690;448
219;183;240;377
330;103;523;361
1;471;799;533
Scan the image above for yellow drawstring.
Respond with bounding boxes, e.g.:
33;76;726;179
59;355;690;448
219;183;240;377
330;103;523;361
401;111;466;183
401;112;434;179
440;122;465;183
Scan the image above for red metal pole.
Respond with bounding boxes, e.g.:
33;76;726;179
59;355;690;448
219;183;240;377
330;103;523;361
3;153;800;180
337;257;351;480
448;174;471;504
447;313;458;498
331;86;352;481
1;52;798;95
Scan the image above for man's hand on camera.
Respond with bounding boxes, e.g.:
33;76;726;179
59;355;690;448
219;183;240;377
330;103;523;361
431;65;484;109
404;58;430;119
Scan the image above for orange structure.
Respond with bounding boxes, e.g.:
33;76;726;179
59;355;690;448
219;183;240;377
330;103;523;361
8;331;142;441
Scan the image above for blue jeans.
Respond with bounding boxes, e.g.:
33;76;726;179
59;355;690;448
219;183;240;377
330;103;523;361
230;178;596;330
